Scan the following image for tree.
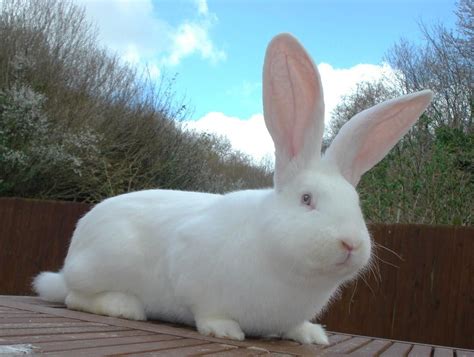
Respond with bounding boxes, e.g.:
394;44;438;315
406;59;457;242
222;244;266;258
325;80;398;145
327;1;473;225
0;0;272;202
386;1;473;133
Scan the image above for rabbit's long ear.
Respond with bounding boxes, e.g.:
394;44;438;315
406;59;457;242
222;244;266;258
324;90;433;187
263;33;325;189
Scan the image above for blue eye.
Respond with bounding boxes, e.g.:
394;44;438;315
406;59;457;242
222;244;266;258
301;193;312;206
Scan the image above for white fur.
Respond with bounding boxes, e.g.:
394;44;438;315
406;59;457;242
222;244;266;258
34;33;432;344
284;321;329;345
33;271;67;302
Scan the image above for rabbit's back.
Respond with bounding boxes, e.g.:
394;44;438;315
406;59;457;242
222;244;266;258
67;189;222;251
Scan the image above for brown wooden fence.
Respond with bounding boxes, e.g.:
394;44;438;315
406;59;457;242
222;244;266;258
0;198;90;295
0;197;472;349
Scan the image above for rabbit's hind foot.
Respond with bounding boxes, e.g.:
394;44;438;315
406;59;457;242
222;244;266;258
66;290;146;321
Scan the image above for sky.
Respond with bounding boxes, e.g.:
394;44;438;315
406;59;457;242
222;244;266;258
78;0;458;162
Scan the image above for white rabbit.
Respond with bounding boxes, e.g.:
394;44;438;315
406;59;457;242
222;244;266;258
33;33;433;345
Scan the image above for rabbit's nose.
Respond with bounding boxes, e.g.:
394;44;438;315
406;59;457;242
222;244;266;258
340;239;360;252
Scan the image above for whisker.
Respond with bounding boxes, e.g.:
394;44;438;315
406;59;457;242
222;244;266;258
368;250;382;284
372;254;400;269
368;261;382;284
373;242;404;262
349;280;358;313
360;273;376;296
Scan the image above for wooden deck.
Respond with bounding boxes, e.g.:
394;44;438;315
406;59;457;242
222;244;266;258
0;296;472;356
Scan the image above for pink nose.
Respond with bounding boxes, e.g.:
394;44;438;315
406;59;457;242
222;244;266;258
340;240;356;252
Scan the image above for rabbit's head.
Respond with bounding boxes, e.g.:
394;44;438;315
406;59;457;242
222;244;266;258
259;34;432;284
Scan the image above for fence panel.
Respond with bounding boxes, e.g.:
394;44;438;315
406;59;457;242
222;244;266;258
0;198;90;295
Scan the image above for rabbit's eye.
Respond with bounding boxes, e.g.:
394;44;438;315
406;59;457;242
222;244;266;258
301;193;312;206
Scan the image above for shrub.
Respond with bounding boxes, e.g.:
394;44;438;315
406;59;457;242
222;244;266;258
0;0;272;203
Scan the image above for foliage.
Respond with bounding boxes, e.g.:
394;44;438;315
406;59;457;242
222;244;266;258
0;85;102;198
358;125;472;225
0;0;271;203
327;0;473;225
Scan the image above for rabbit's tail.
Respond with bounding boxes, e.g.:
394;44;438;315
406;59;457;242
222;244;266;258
33;271;68;303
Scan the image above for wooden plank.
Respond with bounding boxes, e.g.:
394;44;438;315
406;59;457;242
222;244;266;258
379;342;413;357
44;337;209;357
408;345;433;356
328;334;354;346
6;296;65;308
30;333;180;352
0;313;44;318
0;308;24;313
349;339;392;355
130;342;238;356
204;348;273;356
0;325;128;337
0;316;85;324
0;198;91;296
211;350;275;356
233;340;329;355
0;321;108;329
323;336;371;354
0;329;151;345
217;338;326;355
454;230;474;349
433;347;454;357
457;350;474;357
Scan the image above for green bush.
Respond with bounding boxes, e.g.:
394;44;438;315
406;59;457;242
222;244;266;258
0;84;102;199
358;125;473;225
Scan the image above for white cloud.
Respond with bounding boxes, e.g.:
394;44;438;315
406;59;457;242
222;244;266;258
122;44;141;65
161;0;225;66
162;21;226;67
188;63;396;162
186;112;274;163
196;0;209;16
77;0;224;75
318;62;395;123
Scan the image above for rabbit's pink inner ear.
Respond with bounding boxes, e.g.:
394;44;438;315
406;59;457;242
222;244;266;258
265;52;320;157
263;34;324;186
324;90;434;186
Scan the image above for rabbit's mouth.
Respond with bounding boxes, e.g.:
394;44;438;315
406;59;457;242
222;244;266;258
336;251;352;266
333;250;369;276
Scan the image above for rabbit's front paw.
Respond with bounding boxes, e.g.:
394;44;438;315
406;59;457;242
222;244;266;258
284;321;329;345
196;317;245;341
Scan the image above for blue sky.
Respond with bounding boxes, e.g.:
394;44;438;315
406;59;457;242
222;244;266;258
80;0;458;160
155;0;457;119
